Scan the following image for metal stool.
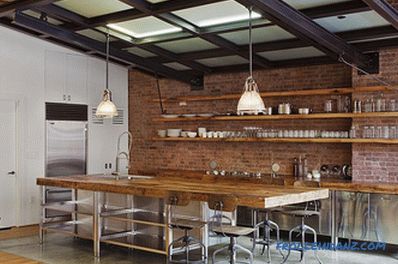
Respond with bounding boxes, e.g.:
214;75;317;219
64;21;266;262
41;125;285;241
281;181;322;264
208;195;254;264
252;209;283;263
167;193;207;264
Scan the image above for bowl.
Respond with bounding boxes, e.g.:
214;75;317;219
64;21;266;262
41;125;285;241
167;129;182;137
157;130;166;138
187;132;197;138
298;108;310;115
181;131;188;137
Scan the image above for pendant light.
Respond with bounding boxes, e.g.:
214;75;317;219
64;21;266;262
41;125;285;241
237;6;266;115
96;30;118;118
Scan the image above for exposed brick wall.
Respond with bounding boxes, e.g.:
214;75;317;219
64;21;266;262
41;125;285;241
129;64;352;177
352;48;398;183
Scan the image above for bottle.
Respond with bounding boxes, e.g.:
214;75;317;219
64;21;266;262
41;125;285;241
370;97;376;112
293;157;298;177
350;126;357;139
297;156;303;178
303;156;308;177
389;99;396;112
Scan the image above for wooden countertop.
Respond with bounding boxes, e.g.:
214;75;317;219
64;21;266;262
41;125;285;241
36;174;329;209
299;178;398;194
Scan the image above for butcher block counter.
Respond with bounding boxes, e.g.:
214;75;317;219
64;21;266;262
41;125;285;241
36;174;329;209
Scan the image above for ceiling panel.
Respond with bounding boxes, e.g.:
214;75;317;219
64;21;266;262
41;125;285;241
196;55;248;67
315;11;390;33
163;62;191;71
173;0;262;27
147;0;169;3
283;0;351;10
155;37;218;53
55;0;132;18
107;16;182;39
220;26;295;45
124;47;157;58
258;47;325;61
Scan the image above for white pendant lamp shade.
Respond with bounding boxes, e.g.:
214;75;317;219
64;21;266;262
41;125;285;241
237;77;265;115
96;30;118;118
96;89;118;118
237;6;265;116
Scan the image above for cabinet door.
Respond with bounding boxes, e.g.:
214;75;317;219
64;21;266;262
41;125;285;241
45;50;66;103
66;54;88;104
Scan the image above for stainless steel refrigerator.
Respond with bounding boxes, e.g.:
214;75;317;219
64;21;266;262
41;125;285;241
45;120;87;217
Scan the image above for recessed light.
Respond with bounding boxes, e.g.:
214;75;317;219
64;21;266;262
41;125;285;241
107;23;182;38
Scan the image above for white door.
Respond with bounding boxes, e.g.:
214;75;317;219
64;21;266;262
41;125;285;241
0;100;16;228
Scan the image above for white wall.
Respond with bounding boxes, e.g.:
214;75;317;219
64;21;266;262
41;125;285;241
0;25;128;226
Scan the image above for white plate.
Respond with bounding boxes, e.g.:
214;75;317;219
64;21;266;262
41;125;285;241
198;113;214;117
182;114;197;118
162;114;180;118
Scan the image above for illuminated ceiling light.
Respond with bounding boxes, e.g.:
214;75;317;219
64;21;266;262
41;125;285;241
197;12;261;27
107;23;182;38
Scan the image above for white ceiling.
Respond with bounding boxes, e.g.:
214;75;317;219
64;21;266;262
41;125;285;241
155;37;219;53
258;47;325;61
196;55;248;67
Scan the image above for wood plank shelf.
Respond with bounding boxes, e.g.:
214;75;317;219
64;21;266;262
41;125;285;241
153;85;394;103
153;112;398;122
152;137;398;144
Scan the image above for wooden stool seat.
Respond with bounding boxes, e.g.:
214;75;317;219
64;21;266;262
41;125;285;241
171;218;207;230
212;225;254;237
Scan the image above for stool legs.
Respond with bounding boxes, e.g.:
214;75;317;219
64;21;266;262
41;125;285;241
212;237;253;264
252;211;283;263
281;218;322;264
168;229;207;264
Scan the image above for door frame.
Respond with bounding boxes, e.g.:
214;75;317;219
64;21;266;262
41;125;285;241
0;94;24;227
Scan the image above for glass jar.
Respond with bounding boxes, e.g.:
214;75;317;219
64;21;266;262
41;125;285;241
390;99;396;112
363;126;369;138
324;100;333;113
383;126;389;139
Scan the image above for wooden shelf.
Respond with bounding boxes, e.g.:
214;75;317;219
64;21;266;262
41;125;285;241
154;85;394;103
153;112;398;122
152;137;398;144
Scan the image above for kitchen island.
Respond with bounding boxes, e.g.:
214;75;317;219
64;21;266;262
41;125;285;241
36;173;329;257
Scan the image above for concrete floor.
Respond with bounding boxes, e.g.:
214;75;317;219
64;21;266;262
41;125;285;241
1;234;398;264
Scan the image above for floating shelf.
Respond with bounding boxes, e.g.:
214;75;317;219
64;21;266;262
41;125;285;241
153;85;394;103
153;112;398;123
152;137;398;144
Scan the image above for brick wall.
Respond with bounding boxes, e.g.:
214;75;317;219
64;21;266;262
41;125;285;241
129;64;353;177
352;48;398;183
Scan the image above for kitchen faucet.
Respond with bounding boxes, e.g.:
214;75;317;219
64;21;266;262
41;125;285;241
112;131;133;179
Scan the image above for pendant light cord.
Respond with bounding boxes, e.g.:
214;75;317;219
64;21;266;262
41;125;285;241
249;6;253;79
106;30;110;91
338;55;392;87
155;74;165;114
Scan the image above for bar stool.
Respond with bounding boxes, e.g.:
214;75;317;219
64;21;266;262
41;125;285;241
281;181;322;264
208;195;254;264
167;192;207;264
251;209;283;263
